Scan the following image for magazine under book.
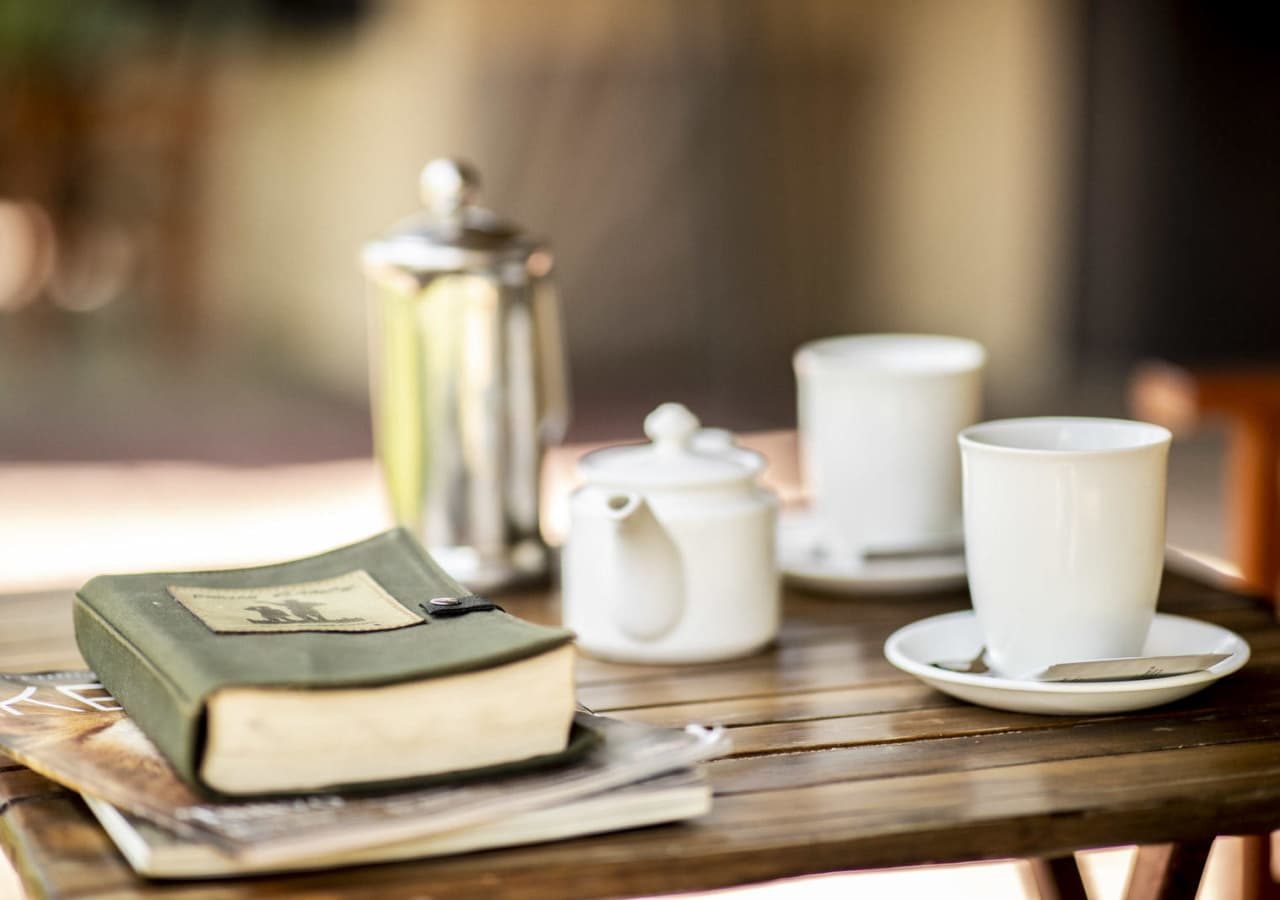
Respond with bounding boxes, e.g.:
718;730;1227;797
0;671;727;866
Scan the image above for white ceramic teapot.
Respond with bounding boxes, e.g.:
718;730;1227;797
562;403;780;663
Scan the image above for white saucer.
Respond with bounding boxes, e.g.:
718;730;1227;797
777;509;967;595
884;611;1250;715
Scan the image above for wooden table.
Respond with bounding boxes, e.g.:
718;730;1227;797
2;572;1279;899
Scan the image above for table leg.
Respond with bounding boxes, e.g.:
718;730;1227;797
1025;855;1088;900
1238;834;1280;900
1123;841;1214;900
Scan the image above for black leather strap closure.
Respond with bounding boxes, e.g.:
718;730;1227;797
418;595;505;619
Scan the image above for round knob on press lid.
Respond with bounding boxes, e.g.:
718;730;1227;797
644;403;700;454
419;158;480;219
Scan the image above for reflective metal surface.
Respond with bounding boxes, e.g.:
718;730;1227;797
363;159;569;591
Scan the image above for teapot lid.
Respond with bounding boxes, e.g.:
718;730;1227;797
578;403;764;488
362;158;545;275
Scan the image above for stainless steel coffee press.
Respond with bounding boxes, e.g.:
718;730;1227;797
362;159;569;590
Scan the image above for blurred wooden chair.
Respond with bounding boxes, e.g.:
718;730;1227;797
1130;361;1280;616
1130;360;1280;900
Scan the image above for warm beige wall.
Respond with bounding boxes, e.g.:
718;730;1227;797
856;0;1077;410
198;0;1076;416
200;1;477;401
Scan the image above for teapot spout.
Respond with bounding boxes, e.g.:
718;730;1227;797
598;494;684;641
603;492;644;523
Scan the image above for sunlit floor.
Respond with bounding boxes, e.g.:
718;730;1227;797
1;842;1270;899
684;841;1273;900
692;850;1123;900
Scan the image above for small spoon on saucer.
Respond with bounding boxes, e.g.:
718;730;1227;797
861;541;964;561
812;539;965;563
932;650;1232;682
933;646;989;674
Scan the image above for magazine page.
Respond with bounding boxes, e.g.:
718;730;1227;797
0;671;727;864
85;769;711;878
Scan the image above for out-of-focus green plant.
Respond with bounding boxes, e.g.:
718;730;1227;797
0;0;364;71
1;1;204;69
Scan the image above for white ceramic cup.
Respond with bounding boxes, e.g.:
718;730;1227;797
959;417;1172;678
795;334;985;554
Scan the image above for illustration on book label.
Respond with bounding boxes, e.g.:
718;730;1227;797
167;570;423;634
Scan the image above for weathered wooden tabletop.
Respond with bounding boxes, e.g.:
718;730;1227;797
2;572;1279;899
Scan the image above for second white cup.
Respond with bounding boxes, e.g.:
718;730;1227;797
959;417;1172;678
795;334;985;555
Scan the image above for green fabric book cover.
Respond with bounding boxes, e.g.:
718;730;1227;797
73;529;578;797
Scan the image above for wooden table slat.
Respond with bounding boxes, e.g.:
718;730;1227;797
711;707;1280;793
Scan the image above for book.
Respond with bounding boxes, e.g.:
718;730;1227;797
73;529;578;796
0;671;727;867
84;770;711;879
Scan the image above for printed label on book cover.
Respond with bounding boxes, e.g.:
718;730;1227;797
167;570;423;634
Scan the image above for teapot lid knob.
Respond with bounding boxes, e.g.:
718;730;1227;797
692;427;734;453
419;158;480;219
644;402;700;453
578;402;766;487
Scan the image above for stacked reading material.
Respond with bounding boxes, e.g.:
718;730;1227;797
0;531;725;878
0;672;722;877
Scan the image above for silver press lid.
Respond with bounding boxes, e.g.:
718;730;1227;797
361;158;549;278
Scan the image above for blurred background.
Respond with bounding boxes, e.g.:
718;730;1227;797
2;4;1278;897
0;0;1277;582
3;0;1275;452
